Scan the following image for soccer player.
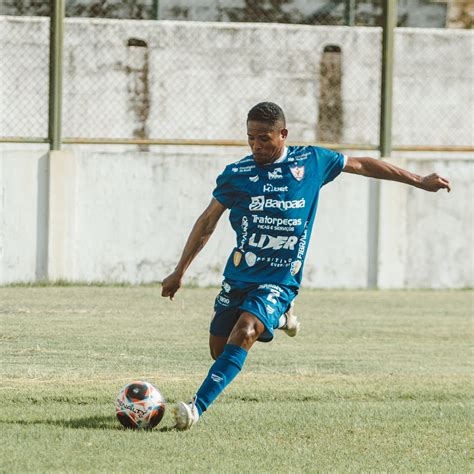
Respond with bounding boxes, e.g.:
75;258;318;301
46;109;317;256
161;102;451;430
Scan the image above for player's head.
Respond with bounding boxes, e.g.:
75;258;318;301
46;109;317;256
247;102;288;165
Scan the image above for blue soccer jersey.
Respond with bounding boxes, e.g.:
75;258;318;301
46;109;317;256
212;146;346;288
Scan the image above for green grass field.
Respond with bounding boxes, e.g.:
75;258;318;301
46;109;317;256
1;286;472;472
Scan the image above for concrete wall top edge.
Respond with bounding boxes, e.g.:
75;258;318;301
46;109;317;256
0;15;374;37
1;15;472;39
0;15;47;23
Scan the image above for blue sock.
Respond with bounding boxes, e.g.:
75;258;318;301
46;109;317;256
194;344;248;416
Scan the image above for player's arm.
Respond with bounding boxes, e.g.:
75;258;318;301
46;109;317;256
343;157;451;192
161;198;226;300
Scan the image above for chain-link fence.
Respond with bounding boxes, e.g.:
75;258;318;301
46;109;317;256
1;0;472;150
56;17;381;147
0;15;50;140
392;28;473;149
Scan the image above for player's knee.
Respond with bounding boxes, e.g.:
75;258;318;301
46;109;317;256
229;322;261;348
210;346;221;360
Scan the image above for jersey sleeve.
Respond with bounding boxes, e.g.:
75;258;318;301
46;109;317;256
212;169;235;209
314;147;347;186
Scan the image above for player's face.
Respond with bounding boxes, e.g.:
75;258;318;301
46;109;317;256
247;120;288;166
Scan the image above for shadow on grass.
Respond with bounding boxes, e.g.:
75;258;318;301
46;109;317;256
1;415;174;432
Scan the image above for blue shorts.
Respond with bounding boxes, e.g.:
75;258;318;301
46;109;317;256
210;279;298;343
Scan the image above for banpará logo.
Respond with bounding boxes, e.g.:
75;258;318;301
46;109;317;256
268;167;283;180
249;233;298;250
249;196;265;211
252;215;302;227
266;198;305;211
249;196;305;212
263;183;288;193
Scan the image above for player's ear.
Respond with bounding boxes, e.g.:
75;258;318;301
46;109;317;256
281;128;288;140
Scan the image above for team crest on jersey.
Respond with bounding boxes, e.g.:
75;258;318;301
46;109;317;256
290;165;305;181
290;260;302;276
233;251;242;267
245;252;257;267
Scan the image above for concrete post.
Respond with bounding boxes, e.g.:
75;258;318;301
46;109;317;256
48;151;76;281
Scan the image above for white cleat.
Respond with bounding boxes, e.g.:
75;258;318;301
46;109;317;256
282;302;300;337
172;399;199;431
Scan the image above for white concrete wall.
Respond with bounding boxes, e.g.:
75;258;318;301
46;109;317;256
0;150;49;283
1;147;471;288
0;18;472;287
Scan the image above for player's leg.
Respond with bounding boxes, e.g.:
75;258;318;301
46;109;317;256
277;301;301;337
209;311;267;358
209;334;227;360
196;311;264;412
208;279;250;360
227;311;266;349
173;282;295;430
174;312;264;430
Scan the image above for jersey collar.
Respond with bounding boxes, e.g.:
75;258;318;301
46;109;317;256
271;147;288;165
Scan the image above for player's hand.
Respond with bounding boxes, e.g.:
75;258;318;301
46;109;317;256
420;173;451;193
161;271;183;301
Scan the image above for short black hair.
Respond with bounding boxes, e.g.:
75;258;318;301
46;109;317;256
247;102;286;128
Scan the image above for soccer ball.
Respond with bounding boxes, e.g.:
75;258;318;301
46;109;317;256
115;380;166;430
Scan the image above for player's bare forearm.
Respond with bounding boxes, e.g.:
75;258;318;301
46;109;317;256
343;157;451;193
174;211;221;276
161;198;226;300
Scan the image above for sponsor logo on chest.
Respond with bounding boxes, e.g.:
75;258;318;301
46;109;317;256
263;183;288;193
268;167;283;180
232;165;255;173
249;233;298;251
249;196;305;212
